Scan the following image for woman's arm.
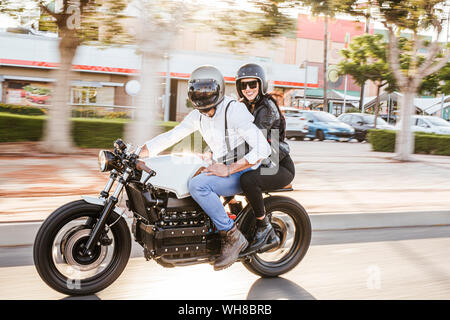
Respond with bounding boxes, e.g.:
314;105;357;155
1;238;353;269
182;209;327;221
253;98;280;132
230;103;271;165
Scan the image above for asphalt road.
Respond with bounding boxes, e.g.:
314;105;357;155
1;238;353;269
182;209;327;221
1;225;450;300
1;140;450;300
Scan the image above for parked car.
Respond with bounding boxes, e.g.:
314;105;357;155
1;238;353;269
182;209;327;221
395;115;450;135
338;113;395;142
297;110;355;141
280;107;309;140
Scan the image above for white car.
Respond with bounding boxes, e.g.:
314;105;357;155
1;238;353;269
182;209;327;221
280;107;309;140
395;115;450;135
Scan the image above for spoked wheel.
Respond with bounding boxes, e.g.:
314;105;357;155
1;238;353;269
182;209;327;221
242;196;311;277
33;200;131;296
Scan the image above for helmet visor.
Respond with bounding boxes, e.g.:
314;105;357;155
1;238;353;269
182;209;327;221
188;79;221;109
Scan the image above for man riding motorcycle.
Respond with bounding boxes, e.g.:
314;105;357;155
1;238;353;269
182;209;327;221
139;65;271;271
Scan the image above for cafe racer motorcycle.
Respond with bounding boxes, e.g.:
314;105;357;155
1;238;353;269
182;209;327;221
33;139;311;295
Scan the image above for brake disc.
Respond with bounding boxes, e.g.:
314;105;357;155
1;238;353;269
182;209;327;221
63;229;108;272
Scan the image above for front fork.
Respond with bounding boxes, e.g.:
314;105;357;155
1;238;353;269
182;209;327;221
83;167;131;255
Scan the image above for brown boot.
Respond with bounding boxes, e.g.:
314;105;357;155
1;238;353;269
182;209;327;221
214;224;248;271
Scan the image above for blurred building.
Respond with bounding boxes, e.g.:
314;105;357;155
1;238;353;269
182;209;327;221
1;12;444;121
0;31;137;108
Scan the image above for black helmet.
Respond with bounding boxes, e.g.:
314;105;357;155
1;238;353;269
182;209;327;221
188;65;225;111
235;63;268;102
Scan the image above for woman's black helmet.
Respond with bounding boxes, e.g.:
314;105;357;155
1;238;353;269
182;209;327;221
235;63;268;102
188;65;225;110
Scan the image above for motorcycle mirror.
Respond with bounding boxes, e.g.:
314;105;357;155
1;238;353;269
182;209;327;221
114;139;127;152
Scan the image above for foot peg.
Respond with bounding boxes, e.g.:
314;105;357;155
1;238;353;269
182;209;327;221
257;234;280;253
239;234;280;259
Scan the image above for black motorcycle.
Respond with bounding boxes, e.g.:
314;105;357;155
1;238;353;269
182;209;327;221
33;139;311;295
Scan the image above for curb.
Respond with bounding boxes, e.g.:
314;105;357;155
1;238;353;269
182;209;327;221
1;210;450;247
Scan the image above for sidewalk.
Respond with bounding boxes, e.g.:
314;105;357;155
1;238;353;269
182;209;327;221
1;141;450;225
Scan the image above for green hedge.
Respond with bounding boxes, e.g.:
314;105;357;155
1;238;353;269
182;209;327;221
0;112;203;151
367;129;397;153
414;133;450;155
0;103;47;116
0;113;45;142
71;118;127;148
368;129;450;156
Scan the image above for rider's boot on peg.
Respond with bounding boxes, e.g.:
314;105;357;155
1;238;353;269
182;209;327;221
248;215;280;252
214;224;248;271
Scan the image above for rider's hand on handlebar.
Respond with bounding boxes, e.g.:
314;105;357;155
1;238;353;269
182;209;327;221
139;145;150;158
135;159;153;174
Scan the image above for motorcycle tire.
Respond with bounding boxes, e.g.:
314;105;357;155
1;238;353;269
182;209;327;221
242;196;311;278
33;200;131;296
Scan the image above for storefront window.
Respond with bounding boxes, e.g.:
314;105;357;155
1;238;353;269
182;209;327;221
6;81;52;106
71;87;97;105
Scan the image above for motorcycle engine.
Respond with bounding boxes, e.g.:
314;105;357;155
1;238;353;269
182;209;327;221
132;193;220;267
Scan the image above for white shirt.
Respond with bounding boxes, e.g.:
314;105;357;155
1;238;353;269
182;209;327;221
144;96;271;167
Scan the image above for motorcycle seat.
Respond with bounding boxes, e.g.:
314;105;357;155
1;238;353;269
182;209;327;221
233;184;293;197
263;184;294;193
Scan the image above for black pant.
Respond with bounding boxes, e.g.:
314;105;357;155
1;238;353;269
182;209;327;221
240;155;295;218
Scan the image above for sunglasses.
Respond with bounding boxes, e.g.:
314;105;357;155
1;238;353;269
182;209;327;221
239;80;259;91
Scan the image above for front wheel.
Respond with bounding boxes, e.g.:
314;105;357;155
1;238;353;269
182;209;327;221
33;200;131;296
242;196;311;277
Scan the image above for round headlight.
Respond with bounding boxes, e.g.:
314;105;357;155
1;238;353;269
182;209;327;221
98;150;115;172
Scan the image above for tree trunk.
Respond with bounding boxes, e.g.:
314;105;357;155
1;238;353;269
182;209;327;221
394;89;416;161
359;15;370;113
124;0;180;148
41;30;79;153
323;15;328;112
125;52;160;147
374;84;381;129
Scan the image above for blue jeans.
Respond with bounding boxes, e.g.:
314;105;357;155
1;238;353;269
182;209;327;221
188;168;253;231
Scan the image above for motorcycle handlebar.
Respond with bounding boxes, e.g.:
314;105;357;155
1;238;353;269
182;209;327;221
136;160;155;176
134;146;143;156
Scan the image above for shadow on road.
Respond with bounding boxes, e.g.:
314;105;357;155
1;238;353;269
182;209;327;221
246;277;316;300
61;294;101;300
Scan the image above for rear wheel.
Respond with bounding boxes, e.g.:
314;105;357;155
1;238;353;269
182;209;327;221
242;196;311;277
357;133;366;142
33;200;131;296
316;130;325;141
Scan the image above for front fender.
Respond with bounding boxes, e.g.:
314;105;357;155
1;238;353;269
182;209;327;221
81;195;127;219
